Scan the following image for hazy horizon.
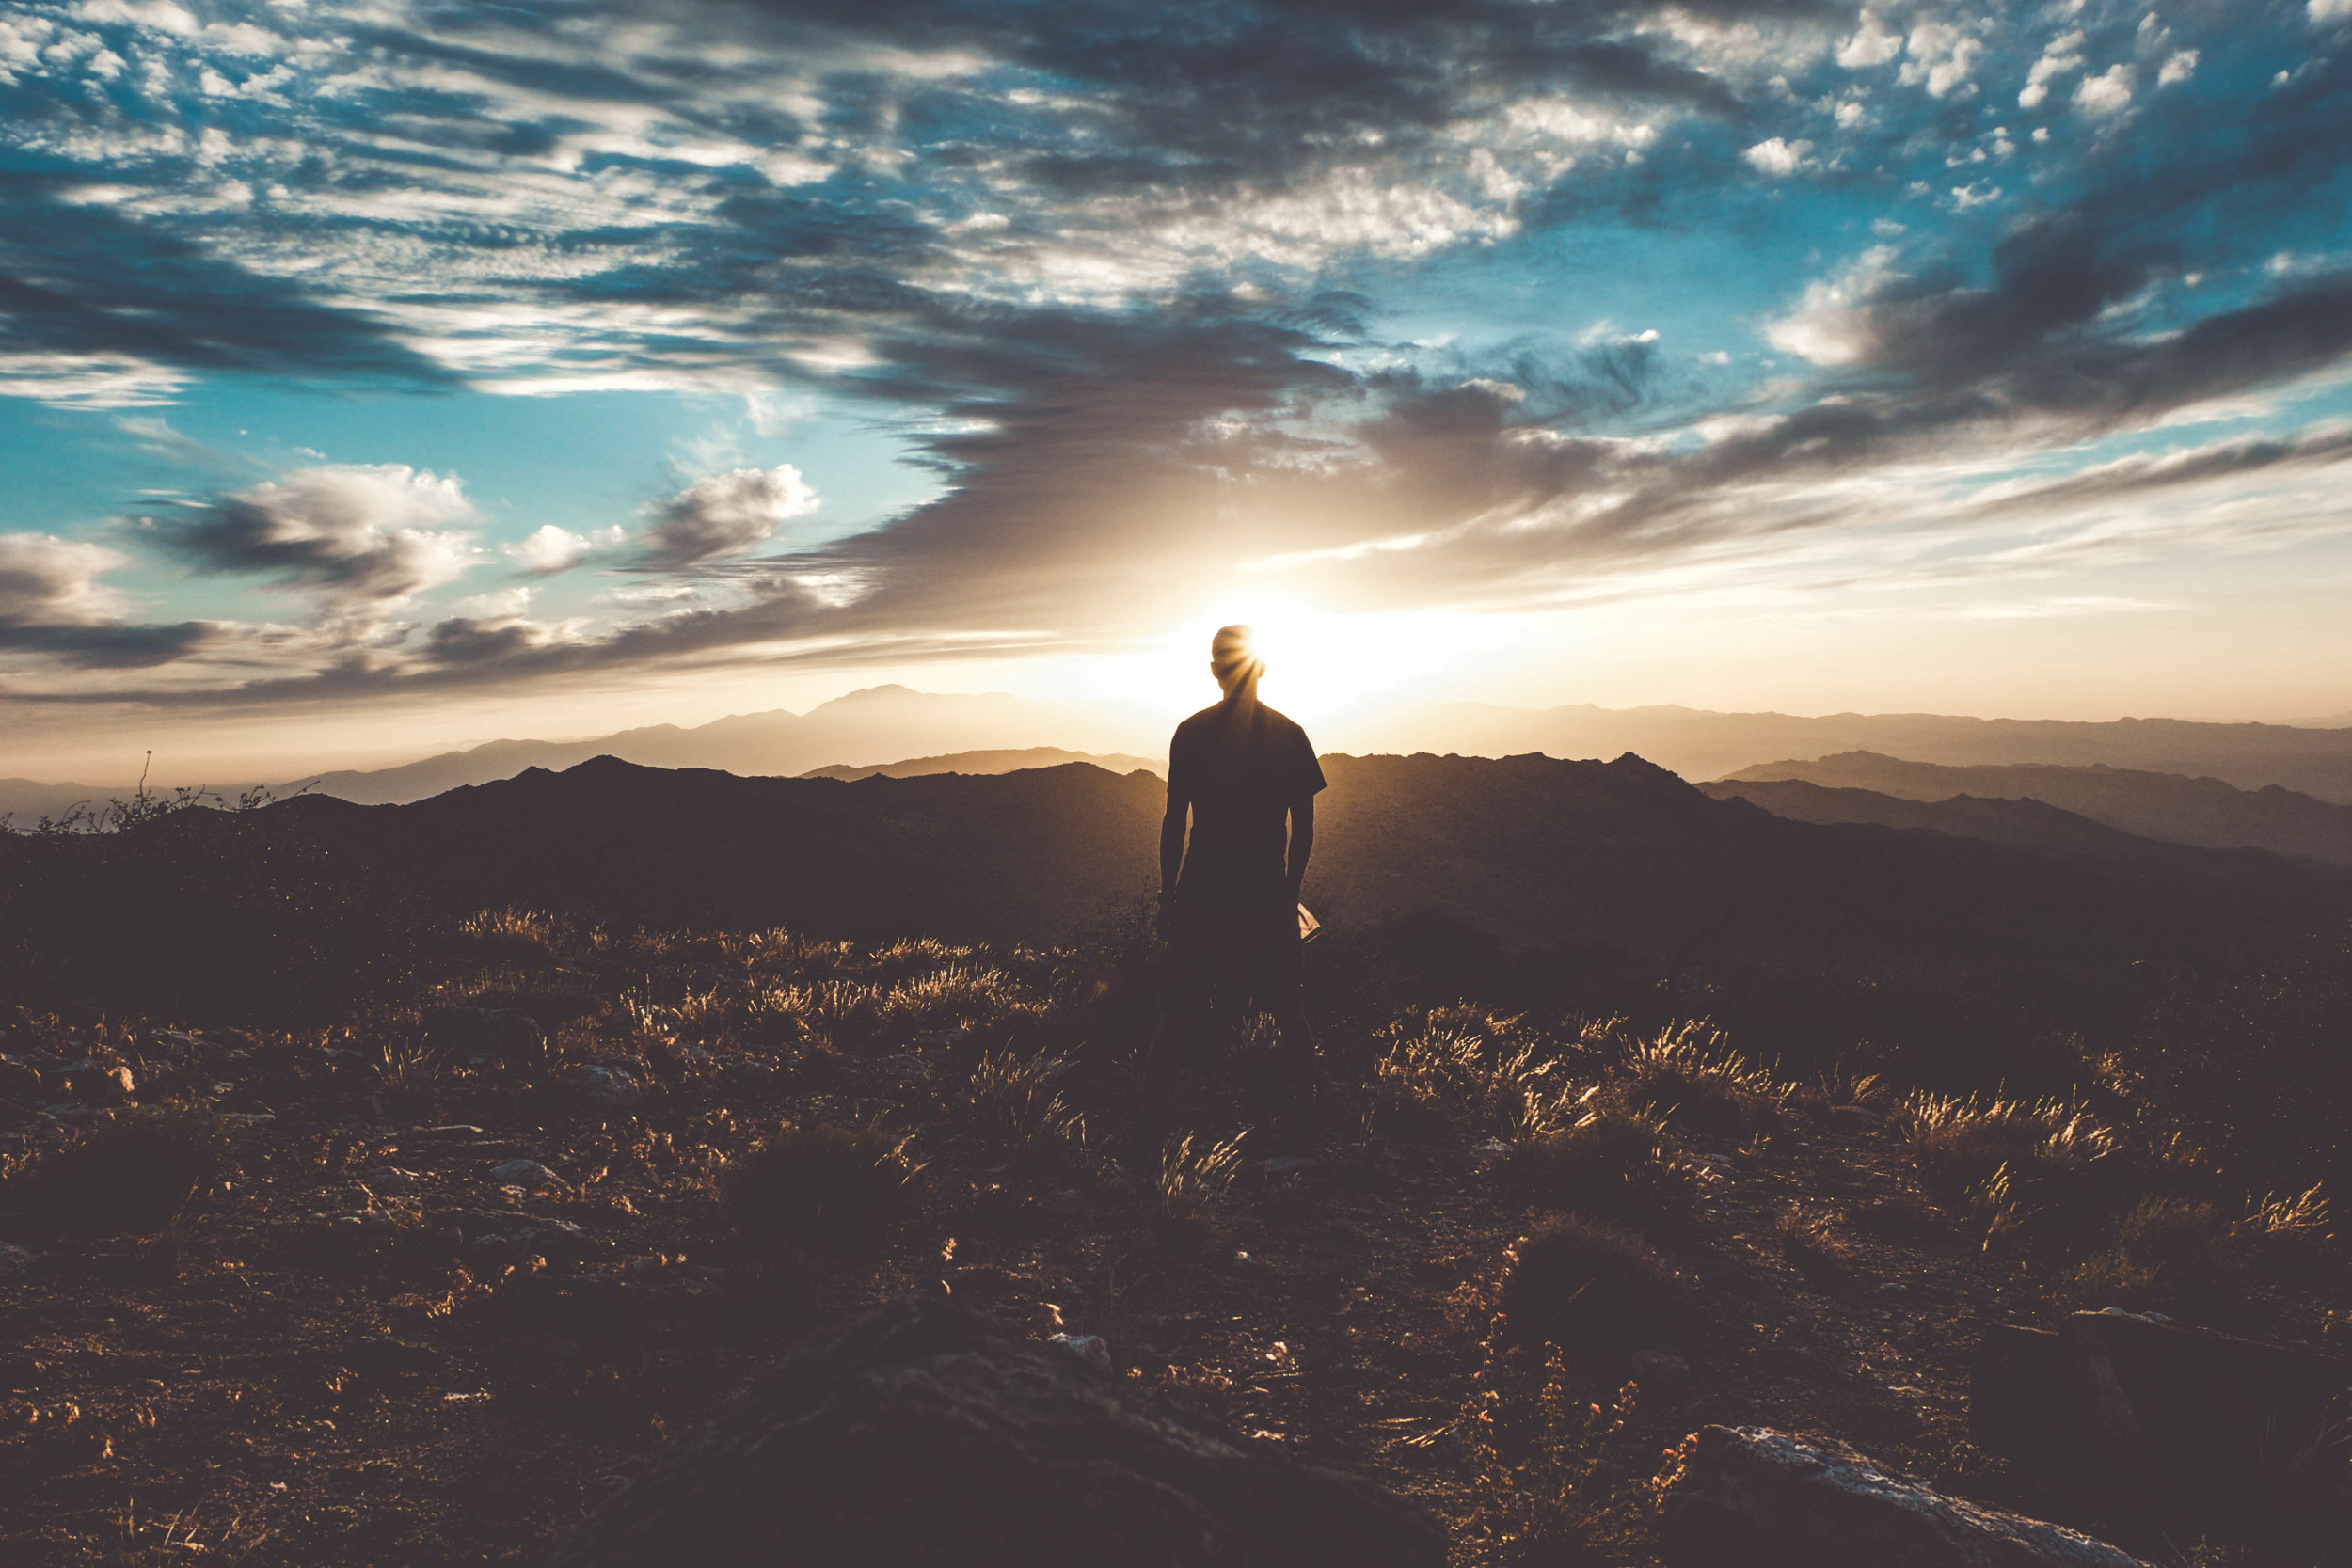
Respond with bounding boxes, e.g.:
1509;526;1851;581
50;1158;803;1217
10;676;2352;791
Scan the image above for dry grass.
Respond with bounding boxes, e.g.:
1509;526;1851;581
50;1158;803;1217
1505;1104;1692;1232
1774;1204;1853;1275
966;1047;1088;1160
2061;1195;2245;1314
1614;1022;1785;1142
1895;1091;2119;1241
1154;1131;1248;1250
1371;1008;1577;1140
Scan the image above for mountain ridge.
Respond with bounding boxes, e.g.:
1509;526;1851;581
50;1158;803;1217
266;752;2344;986
1722;752;2352;868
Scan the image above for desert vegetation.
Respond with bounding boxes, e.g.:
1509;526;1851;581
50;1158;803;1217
1;795;2347;1565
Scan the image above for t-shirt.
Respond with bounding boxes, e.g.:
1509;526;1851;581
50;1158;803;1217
1168;699;1327;910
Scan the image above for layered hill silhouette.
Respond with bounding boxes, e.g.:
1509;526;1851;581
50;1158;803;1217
800;746;1160;782
1721;752;2352;870
19;689;2352;823
270;752;2344;982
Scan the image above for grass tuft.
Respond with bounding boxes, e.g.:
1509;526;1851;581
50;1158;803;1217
1505;1105;1692;1231
1153;1131;1248;1251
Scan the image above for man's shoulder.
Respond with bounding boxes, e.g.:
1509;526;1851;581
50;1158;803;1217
1255;704;1314;749
1171;705;1226;745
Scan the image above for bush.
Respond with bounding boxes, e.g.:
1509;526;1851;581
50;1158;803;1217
1371;1008;1576;1140
965;1047;1086;1161
1616;1022;1784;1141
2062;1196;2244;1316
1154;1131;1247;1251
725;1122;920;1256
1897;1092;2119;1241
2;1103;242;1236
1505;1106;1692;1231
1493;1216;1686;1363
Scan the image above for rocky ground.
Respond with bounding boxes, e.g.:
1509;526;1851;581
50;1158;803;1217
0;920;2344;1565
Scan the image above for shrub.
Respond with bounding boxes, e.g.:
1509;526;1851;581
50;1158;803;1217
1372;1009;1574;1139
1493;1215;1685;1363
1616;1022;1784;1141
725;1121;920;1256
1154;1131;1248;1251
3;1103;241;1235
1463;1351;1653;1562
965;1048;1086;1160
1775;1205;1852;1276
2062;1196;2244;1316
1505;1106;1691;1230
1897;1092;2119;1240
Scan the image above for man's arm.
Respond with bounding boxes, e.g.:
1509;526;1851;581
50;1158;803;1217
1285;794;1314;898
1159;796;1188;906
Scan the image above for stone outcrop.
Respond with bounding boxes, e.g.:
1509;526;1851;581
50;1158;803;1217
544;1291;1446;1568
1972;1310;2352;1490
1658;1425;2151;1568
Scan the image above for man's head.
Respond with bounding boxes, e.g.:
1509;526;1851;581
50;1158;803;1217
1210;624;1263;697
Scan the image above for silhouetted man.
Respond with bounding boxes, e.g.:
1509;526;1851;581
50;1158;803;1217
1135;625;1327;1161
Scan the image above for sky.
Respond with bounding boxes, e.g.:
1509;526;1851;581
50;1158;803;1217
3;0;2351;781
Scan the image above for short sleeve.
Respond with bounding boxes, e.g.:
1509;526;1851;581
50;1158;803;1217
1288;724;1327;800
1166;723;1194;800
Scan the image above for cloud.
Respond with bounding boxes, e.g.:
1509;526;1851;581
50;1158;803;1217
636;465;818;569
504;523;627;576
2018;30;2084;108
1742;136;1814;176
2073;63;2136;119
1836;10;1901;70
3;0;2352;714
167;465;480;630
0;532;209;667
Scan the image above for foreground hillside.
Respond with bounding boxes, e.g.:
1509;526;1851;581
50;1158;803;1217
1;906;2345;1566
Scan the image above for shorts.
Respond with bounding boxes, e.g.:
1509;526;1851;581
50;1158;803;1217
1159;897;1304;1016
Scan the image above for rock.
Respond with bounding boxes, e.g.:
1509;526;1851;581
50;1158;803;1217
424;1007;544;1068
562;1063;644;1108
1658;1425;2151;1568
364;1166;426;1192
490;1159;566;1189
1258;1156;1315;1174
543;1291;1446;1568
71;1063;134;1105
1972;1312;2352;1496
0;1056;42;1098
0;1242;35;1275
1048;1332;1111;1370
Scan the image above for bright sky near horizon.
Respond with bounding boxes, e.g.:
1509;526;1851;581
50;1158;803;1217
4;0;2352;781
